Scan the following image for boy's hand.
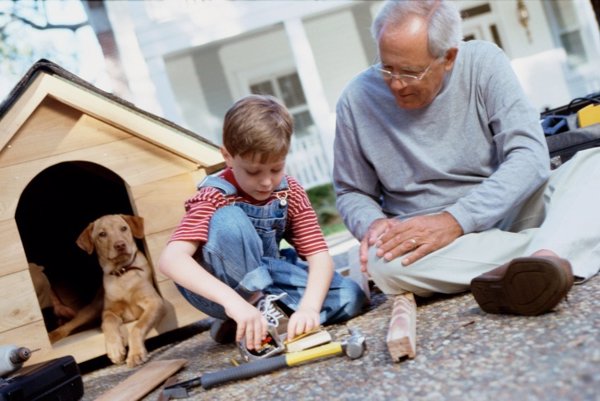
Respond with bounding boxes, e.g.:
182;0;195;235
225;300;268;350
286;308;320;340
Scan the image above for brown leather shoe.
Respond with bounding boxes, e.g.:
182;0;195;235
470;256;573;316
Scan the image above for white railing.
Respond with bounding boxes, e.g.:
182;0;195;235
286;133;331;189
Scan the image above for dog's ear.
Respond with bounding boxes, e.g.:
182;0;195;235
76;222;96;254
122;215;145;239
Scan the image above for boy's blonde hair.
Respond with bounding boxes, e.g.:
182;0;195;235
223;94;293;162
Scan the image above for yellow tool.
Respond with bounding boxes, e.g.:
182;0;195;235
162;328;366;398
577;104;600;128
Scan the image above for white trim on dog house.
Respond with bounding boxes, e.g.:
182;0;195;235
0;59;223;365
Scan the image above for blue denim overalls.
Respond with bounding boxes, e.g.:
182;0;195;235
176;175;366;324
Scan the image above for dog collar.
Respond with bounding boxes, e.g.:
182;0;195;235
110;251;144;277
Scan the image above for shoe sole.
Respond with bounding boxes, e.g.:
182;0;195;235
471;257;572;316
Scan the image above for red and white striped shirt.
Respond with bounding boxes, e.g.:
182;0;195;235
170;169;328;258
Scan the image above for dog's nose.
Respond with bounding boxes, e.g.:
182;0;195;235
114;241;126;252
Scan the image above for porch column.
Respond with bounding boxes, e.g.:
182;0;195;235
283;18;334;175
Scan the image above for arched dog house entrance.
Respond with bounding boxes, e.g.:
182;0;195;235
15;161;135;333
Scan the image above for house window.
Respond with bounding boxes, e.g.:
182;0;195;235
543;0;587;68
250;72;315;138
460;3;503;49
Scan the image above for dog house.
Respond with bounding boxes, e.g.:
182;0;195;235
0;60;224;365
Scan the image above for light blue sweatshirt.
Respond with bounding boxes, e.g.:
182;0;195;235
334;40;550;240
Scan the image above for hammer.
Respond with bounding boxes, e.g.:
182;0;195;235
162;328;366;399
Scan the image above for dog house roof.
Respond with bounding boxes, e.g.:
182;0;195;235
0;59;223;170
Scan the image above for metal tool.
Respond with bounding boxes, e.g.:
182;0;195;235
0;345;33;377
238;325;285;362
162;328;366;399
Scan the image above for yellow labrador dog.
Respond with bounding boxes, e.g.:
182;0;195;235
48;214;165;367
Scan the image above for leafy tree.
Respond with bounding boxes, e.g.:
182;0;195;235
0;0;89;96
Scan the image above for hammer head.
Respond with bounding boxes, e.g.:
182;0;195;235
343;328;366;359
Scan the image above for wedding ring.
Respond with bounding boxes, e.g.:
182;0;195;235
408;238;417;246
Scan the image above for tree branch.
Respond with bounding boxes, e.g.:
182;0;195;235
1;12;88;32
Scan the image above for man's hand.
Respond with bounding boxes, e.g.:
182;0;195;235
375;212;463;266
359;218;393;273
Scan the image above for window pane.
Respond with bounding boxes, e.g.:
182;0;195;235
250;81;275;96
277;73;306;108
561;31;587;67
293;110;315;137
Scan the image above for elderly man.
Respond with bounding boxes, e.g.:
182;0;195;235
334;0;598;315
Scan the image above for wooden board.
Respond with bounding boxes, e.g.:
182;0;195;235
1;320;52;363
0;100;130;167
0;136;199;220
0;73;222;167
129;172;199;235
0;269;43;332
156;280;207;330
285;328;332;353
386;292;417;361
93;358;188;401
144;230;173;281
0;218;28;277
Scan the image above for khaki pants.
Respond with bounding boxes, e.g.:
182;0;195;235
367;147;600;296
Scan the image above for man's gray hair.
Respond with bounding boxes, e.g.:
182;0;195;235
371;0;463;58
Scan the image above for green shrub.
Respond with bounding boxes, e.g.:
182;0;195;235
306;183;346;236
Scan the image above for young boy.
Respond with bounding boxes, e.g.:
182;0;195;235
159;94;366;351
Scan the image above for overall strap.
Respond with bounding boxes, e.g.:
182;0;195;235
274;176;289;191
197;175;237;196
198;175;290;199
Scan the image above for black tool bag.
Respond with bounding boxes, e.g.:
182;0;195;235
0;356;83;401
540;93;600;169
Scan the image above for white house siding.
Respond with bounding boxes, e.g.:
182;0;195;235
105;0;600;181
220;28;293;100
304;10;370;114
164;54;222;144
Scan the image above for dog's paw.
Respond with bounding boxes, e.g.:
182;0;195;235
106;343;127;365
126;349;149;367
48;329;67;343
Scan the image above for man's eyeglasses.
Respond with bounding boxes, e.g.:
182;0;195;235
373;58;438;83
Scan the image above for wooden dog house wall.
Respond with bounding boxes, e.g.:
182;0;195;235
0;60;224;365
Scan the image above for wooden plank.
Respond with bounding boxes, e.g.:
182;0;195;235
93;359;188;401
0;321;52;363
2;285;202;365
23;313;180;365
40;74;223;167
0;103;130;167
1;74;222;168
129;172;200;235
0;74;49;152
285;328;332;353
156;280;207;331
145;230;173;282
0;218;29;277
30;327;107;365
67;137;199;187
386;292;417;361
1;322;105;366
137;168;208;277
0;137;199;221
0;270;43;332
